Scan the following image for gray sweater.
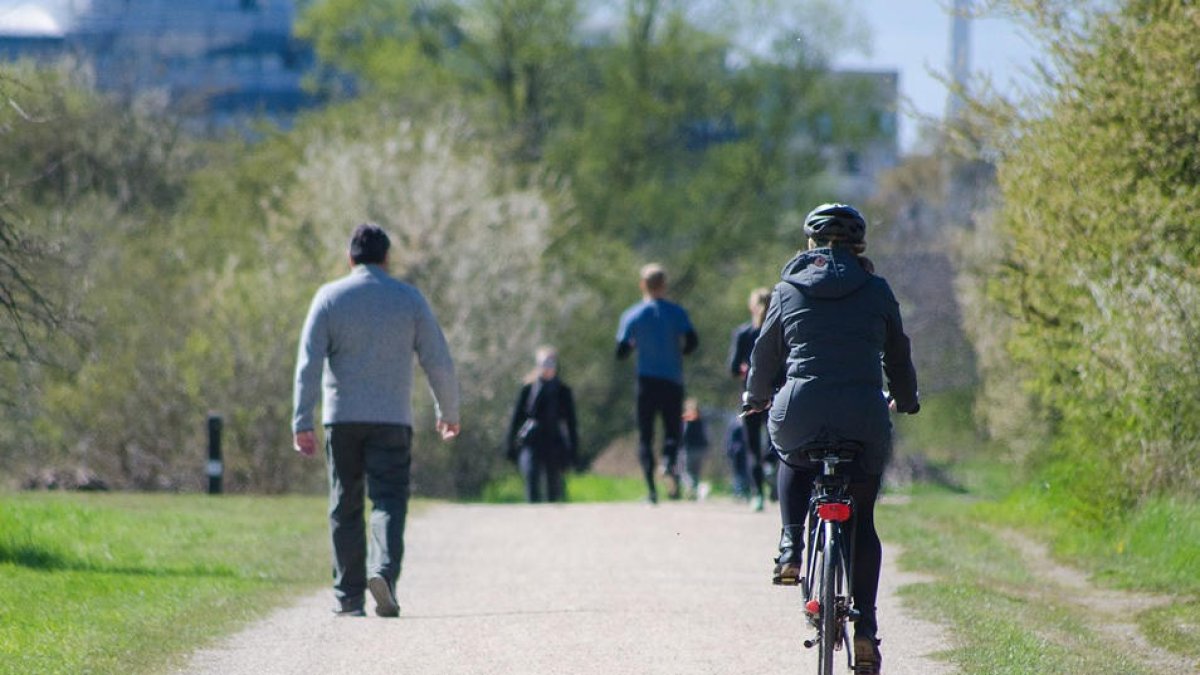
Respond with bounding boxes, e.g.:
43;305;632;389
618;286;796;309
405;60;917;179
292;265;460;432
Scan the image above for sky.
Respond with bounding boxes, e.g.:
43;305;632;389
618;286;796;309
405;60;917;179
0;0;77;35
835;0;1043;152
0;0;1043;153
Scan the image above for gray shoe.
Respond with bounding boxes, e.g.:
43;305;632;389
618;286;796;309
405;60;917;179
368;575;400;618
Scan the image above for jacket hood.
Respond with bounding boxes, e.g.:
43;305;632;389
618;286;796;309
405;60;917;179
780;247;870;299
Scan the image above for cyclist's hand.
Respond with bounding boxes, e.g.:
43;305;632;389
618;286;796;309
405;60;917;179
437;419;460;441
888;398;898;413
293;430;317;457
740;392;769;418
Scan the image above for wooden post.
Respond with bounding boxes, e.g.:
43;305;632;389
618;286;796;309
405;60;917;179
207;414;223;495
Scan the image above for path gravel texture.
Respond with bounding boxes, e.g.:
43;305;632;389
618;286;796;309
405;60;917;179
179;501;953;675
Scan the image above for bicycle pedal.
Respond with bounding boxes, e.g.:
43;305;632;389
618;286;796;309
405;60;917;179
772;575;801;586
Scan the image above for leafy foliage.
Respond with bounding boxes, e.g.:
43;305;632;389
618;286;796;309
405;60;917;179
3;1;896;496
978;1;1200;510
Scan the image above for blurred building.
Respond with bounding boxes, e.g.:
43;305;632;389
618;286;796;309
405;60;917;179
815;69;901;201
0;0;318;129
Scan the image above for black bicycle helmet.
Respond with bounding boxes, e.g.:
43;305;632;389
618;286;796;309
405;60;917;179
803;203;867;245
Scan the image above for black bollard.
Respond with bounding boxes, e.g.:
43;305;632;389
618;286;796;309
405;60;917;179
207;414;223;494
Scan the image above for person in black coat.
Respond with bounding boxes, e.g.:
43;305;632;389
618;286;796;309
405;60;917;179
507;346;579;503
744;203;918;674
727;287;778;511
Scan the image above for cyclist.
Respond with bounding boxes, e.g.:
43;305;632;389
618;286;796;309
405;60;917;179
743;203;919;674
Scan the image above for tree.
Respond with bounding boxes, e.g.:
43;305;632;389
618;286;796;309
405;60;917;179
0;70;78;369
977;0;1200;511
0;63;199;486
298;0;894;463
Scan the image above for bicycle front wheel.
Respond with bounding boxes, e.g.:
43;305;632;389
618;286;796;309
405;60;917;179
817;521;841;675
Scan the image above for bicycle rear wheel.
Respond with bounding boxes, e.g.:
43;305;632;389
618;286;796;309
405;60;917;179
817;521;841;675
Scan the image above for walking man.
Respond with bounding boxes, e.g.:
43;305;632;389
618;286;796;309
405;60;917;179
615;263;698;503
293;223;460;618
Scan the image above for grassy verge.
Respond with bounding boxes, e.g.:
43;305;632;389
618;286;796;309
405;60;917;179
1137;599;1200;660
890;388;1200;666
974;487;1200;660
978;489;1200;595
478;472;648;503
879;488;1157;675
0;491;330;675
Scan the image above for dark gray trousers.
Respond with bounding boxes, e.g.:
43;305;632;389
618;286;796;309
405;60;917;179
326;423;413;609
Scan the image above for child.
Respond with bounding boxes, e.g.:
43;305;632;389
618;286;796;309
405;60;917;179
681;398;710;500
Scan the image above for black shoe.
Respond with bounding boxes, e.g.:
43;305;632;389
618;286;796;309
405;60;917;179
772;561;803;586
332;603;365;617
771;525;805;585
368;575;400;618
853;633;882;674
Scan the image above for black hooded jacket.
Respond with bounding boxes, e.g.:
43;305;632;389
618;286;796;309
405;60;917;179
745;247;918;474
507;377;579;466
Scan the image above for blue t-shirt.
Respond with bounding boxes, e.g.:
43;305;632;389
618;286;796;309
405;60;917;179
616;299;694;384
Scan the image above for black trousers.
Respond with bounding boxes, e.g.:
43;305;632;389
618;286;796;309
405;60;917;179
742;411;768;499
779;461;882;636
518;446;566;503
326;423;413;609
636;376;684;492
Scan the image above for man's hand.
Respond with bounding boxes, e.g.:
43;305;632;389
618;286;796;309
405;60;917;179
293;430;317;457
437;420;460;441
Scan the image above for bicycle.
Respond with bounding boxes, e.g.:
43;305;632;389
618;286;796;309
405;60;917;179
789;442;864;675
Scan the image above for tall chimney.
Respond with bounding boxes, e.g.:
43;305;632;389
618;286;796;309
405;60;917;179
947;0;972;120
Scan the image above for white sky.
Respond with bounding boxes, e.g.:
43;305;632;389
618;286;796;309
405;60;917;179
0;0;83;32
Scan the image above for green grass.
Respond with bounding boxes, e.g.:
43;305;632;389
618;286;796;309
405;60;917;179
968;486;1200;665
879;489;1156;674
478;472;647;503
1137;599;1200;660
0;491;330;675
977;489;1200;595
893;387;982;464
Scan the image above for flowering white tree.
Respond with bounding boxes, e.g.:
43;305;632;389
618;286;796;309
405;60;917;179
212;105;572;494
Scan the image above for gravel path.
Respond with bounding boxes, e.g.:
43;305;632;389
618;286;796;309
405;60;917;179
178;501;954;675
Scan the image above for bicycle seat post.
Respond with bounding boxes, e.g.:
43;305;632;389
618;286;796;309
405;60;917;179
821;454;840;476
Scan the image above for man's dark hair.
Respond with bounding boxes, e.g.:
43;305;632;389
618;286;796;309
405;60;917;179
350;223;390;264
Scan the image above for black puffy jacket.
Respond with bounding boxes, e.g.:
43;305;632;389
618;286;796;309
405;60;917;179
745;247;918;474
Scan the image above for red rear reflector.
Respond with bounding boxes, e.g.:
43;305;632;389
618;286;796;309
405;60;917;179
805;600;821;615
817;502;852;522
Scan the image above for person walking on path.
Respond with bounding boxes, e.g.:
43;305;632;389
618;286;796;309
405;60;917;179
723;417;751;501
680;398;710;500
743;203;918;674
727;287;779;512
292;223;461;619
506;346;579;503
615;263;698;503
